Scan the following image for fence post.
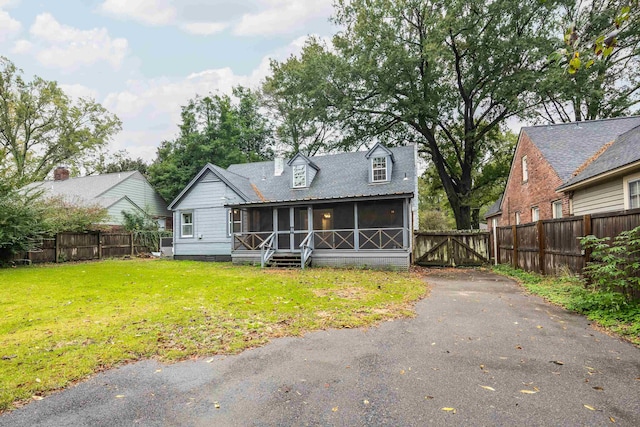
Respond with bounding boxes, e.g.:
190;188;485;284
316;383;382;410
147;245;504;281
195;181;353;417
537;220;545;275
130;232;134;256
512;225;518;269
583;214;592;264
97;231;102;260
55;233;60;263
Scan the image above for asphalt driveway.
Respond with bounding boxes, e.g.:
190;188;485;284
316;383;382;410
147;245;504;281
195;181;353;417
2;269;639;426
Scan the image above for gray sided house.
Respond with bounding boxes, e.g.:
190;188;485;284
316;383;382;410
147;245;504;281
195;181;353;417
26;168;171;229
169;143;419;270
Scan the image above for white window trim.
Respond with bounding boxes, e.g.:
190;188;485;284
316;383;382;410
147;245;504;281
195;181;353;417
515;212;521;225
372;156;388;182
552;200;563;219
181;211;194;238
623;171;640;210
531;206;539;222
522;155;528;182
292;164;307;188
227;208;242;237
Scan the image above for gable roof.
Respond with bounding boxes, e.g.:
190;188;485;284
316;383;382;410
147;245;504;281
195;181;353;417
287;152;320;170
558;124;640;190
523;116;640;182
484;194;503;219
168;163;253;210
24;171;139;202
219;144;416;206
365;142;396;162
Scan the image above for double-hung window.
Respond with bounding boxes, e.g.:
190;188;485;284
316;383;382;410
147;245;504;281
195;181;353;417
181;212;193;238
552;200;563;218
522;155;528;182
228;209;242;236
292;165;306;188
372;157;387;182
630;179;640;209
531;206;539;222
515;212;521;225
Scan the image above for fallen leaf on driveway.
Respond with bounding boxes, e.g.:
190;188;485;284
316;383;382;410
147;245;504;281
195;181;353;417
520;390;537;394
363;400;370;405
515;345;522;350
425;396;434;400
400;370;405;375
480;386;495;391
115;395;125;398
441;407;456;413
206;358;214;363
550;361;564;365
583;404;596;411
32;396;43;401
536;326;543;329
332;407;338;412
592;386;604;391
609;416;616;423
214;402;220;409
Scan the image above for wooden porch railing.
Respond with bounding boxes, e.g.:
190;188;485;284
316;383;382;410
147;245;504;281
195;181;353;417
233;228;407;252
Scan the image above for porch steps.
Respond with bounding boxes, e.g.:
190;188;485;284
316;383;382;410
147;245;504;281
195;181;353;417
267;252;308;268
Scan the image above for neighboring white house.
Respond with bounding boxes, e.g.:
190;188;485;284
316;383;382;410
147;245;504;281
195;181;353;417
25;168;172;229
169;143;419;269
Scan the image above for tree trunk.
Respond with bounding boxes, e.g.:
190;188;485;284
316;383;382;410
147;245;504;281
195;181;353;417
453;204;472;230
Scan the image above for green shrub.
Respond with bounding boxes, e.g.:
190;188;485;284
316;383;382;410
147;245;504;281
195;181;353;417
581;225;640;301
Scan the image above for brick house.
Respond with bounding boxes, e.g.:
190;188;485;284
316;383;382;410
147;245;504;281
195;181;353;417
486;117;640;232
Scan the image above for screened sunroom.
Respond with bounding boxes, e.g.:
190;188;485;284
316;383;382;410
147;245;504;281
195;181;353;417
230;197;413;270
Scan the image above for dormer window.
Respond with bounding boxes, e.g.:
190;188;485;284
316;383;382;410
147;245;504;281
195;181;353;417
372;157;388;182
293;164;307;188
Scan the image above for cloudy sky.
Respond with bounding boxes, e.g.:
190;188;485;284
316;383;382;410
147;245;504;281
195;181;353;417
0;0;336;161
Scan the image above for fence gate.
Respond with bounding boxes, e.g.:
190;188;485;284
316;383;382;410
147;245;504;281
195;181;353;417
413;231;490;267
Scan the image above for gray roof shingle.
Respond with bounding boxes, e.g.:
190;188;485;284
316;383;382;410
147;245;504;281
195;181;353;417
559;124;640;189
24;171;139;203
523;116;640;182
225;145;416;205
484;194;503;219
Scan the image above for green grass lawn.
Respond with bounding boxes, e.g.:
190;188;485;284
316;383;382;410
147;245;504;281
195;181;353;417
0;259;427;411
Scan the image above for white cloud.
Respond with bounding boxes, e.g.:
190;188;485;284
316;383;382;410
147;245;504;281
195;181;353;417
59;83;99;101
29;13;129;71
0;9;21;42
100;0;177;26
10;39;32;54
103;36;312;162
180;21;228;35
234;0;333;36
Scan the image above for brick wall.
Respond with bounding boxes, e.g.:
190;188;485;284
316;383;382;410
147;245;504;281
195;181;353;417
494;131;571;228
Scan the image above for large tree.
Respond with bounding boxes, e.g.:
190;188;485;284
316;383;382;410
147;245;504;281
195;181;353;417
148;87;273;202
541;0;640;122
319;0;563;229
263;40;345;156
0;57;121;186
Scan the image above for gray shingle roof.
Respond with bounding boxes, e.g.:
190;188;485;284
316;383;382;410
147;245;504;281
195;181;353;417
225;144;416;205
24;171;139;204
559;124;640;189
484;194;503;219
523;116;640;182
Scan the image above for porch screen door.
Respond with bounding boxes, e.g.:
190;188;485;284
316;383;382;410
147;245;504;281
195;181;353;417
277;207;308;251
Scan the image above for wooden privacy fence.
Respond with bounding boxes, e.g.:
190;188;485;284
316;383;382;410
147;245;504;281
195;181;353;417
494;208;640;276
414;230;490;267
14;232;156;264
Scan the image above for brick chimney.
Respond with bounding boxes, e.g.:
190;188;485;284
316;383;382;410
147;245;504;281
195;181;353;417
53;166;70;181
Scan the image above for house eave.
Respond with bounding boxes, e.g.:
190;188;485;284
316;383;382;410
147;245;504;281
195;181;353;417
225;192;415;208
556;160;640;193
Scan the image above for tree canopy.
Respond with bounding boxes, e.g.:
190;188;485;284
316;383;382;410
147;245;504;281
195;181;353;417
542;0;640;121
0;57;121;186
280;0;562;229
147;87;273;202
